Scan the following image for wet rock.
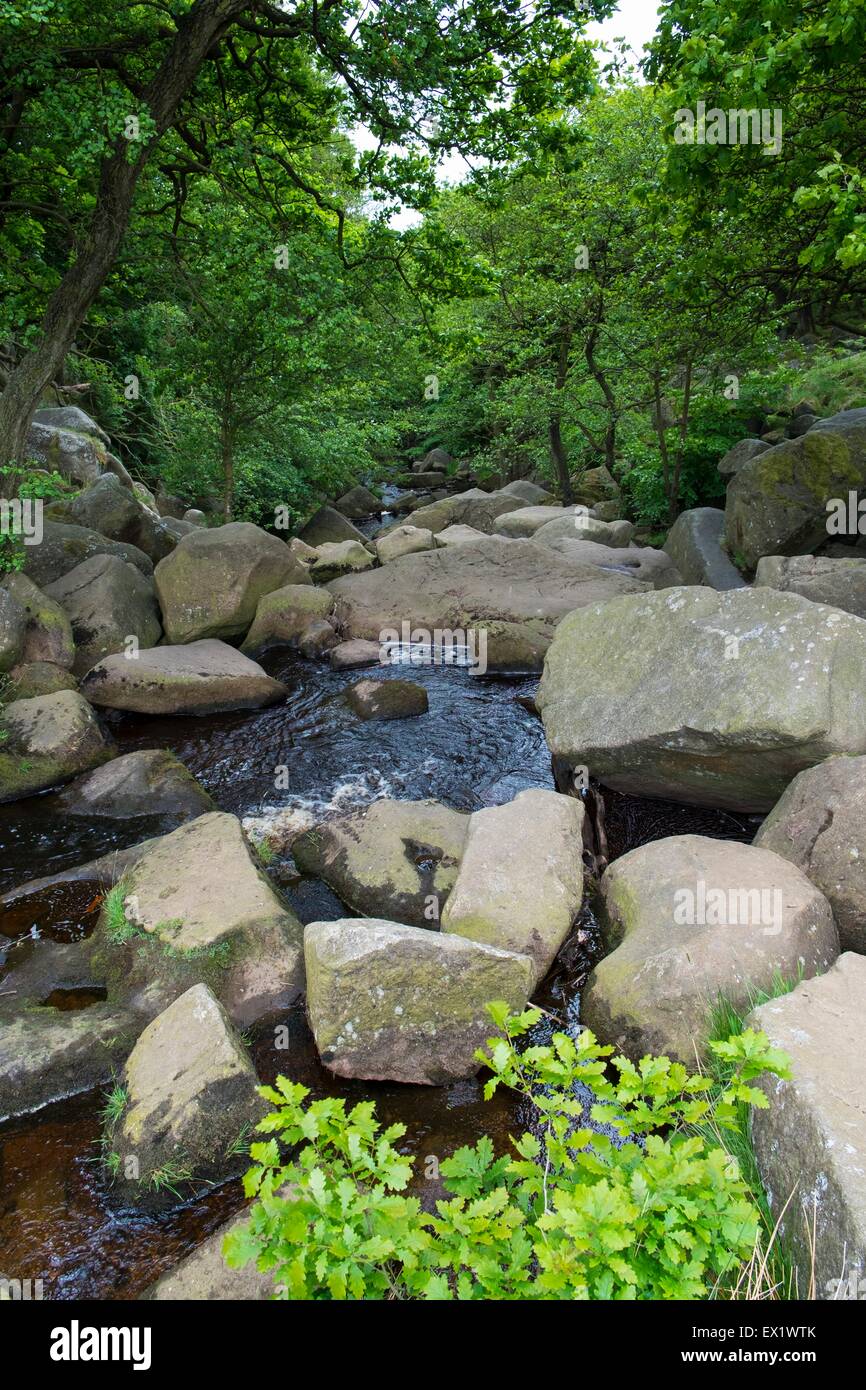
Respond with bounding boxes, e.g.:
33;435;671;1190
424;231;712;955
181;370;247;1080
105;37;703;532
293;798;469;926
297;617;338;657
22;520;153;588
240;583;334;655
45;554;162;676
749;954;866;1296
374;525;435;564
538;586;866;812
80;639;287;715
756;554;866;619
0;689;114;803
0;1004;135;1123
329;638;382;670
1;572;75;668
663;508;747;590
0;586;25;672
405;488;524;535
532;512;634;548
143;1209;275;1300
6;660;77;700
154;522;307;643
309;539;375;582
500;479;556;504
297;505;366;548
754;754;866;953
346;677;428;721
304;918;534;1084
717;437;771;478
334;485;380;518
111;984;264;1211
582;835;838;1064
442;789;585;985
53;748;215;822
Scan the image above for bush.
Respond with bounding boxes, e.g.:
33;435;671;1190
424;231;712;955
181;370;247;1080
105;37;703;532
225;1003;790;1300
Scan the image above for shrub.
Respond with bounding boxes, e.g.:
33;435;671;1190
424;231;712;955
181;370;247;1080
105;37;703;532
225;1003;790;1300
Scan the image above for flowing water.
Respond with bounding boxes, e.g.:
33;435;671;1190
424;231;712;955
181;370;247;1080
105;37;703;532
0;645;757;1300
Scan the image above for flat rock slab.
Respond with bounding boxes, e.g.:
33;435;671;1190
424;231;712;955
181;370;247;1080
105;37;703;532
293;798;469;926
143;1209;275;1300
493;505;569;537
346;677;428;721
0;1004;134;1124
582;834;838;1065
538;585;866;812
0;688;114;803
53;748;215;822
749;954;866;1297
304;918;534;1084
442;789;585;984
80;639;287;715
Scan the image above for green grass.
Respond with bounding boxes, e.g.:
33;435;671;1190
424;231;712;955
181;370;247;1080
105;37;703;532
100;1082;128;1130
146;1161;196;1200
102;880;142;945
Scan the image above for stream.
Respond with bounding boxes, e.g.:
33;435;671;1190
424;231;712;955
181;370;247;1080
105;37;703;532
0;641;758;1300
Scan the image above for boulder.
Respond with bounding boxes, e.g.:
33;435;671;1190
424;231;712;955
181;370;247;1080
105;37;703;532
329;638;382;671
22;520;153;588
749;954;866;1297
81;640;287;716
538;586;866;812
500;480;556;505
334;485;380;518
571;464;621;506
532;512;634;548
297;617;338;657
755;554;866;620
582;834;838;1064
32;405;110;446
297;505;366;548
0;1005;134;1124
304;918;534;1084
755;755;866;953
309;539;375;583
132;481;158;513
47;473;177;562
397;470;452;489
1;572;75;667
476;620;551;672
346;677;428;721
434;524;488;546
111;984;264;1210
374;525;435;564
0;689;114;802
287;536;317;564
540;538;681;590
53;748;215;822
292;798;469;926
45;554;162;676
663;507;747;590
724;408;866;568
183;508;206;526
154;522;307;643
493;505;570;538
717;437;771;478
6;661;77;700
403;489;523;536
423;447;451;471
441;789;585;985
25;418;133;489
156;492;186;520
329;536;647;644
0;586;25;672
143;1210;275;1300
240;583;334;655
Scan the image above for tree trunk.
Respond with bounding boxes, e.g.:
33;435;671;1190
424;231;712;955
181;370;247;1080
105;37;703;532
0;0;247;468
548;329;574;505
221;405;235;522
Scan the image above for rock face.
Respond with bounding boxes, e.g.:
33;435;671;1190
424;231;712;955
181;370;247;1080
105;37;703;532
334;485;380;518
46;554;162;675
756;554;866;620
374;525;435;563
441;790;585;985
755;755;866;953
293;799;469;926
724;408;866;568
54;749;215;822
531;513;634;548
663;508;747;590
582;835;838;1065
22;520;153;588
346;677;428;721
80;640;287;715
154;522;307;643
330;536;646;644
0;689;114;802
6;661;77;700
0;586;25;672
749;955;866;1296
309;539;375;582
717;437;771;478
48;473;177;562
304;918;534;1084
240;583;333;655
538;586;866;812
404;489;523;535
112;984;264;1210
1;572;75;668
297;505;366;548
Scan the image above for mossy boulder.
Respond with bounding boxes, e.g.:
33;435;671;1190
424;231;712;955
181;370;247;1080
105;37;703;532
6;660;77;700
22;519;153;588
0;586;25;673
1;572;75;668
0;688;114;803
53;748;215;822
240;583;334;655
46;554;162;676
80;639;286;715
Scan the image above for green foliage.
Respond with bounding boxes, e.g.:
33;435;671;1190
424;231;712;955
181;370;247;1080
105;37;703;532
225;1003;789;1300
101;881;140;946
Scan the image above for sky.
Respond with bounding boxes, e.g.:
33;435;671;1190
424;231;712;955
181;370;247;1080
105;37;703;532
354;1;664;227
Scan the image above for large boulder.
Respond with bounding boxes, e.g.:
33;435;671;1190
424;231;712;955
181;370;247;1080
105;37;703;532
54;748;215;822
500;479;556;505
45;554;162;676
293;799;469;926
297;505;366;548
32;405;110;446
0;586;25;672
154;522;307;643
0;688;114;802
47;473;178;562
329;536;647;645
755;554;866;620
240;584;334;655
531;512;634;548
1;572;75;668
402;489;523;536
81;639;286;716
6;660;77;700
571;464;621;507
539;537;681;590
717;437;771;479
749;955;866;1297
755;755;866;953
309;539;375;583
374;525;435;564
22;520;153;587
493;505;569;538
663;508;747;590
582;835;838;1064
304;918;534;1084
334;485;380;518
538;586;866;812
441;790;585;985
110;984;264;1210
724;408;866;568
25;418;133;489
